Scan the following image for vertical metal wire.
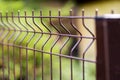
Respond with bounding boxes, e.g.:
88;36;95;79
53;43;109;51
58;9;71;80
32;10;37;80
40;10;52;80
55;10;62;80
12;12;22;80
18;11;22;80
13;11;23;80
0;12;5;40
69;9;82;80
95;9;98;17
49;10;62;80
0;12;5;80
0;12;4;79
15;11;22;80
25;11;36;80
39;11;44;80
0;12;10;80
82;9;95;80
1;39;4;80
0;13;5;79
32;10;43;80
18;10;29;80
24;11;29;80
111;9;114;14
69;10;73;80
0;15;4;38
6;12;11;80
11;12;16;80
32;11;43;79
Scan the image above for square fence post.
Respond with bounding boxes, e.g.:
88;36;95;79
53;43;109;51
96;14;120;80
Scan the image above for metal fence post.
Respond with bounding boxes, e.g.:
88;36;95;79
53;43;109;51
96;14;120;80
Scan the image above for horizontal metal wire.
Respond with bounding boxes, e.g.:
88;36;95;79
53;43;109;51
0;28;96;39
0;15;96;19
0;42;96;63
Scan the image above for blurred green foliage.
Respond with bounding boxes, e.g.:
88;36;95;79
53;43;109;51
0;0;74;16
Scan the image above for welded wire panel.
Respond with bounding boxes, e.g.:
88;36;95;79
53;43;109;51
0;9;103;80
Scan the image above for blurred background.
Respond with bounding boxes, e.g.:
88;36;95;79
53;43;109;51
0;0;120;80
0;0;119;15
